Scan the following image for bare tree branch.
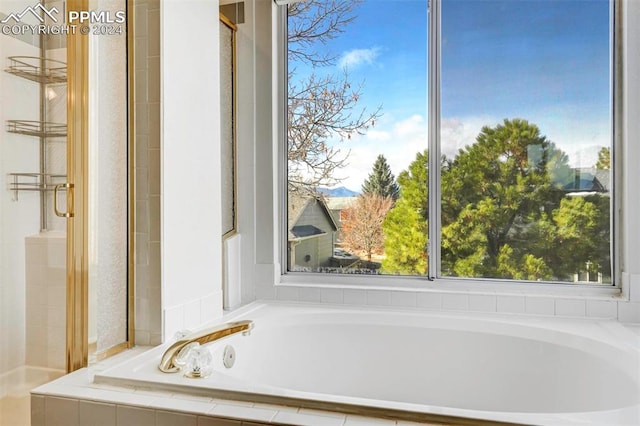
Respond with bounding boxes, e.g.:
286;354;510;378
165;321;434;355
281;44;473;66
287;0;382;192
288;0;363;66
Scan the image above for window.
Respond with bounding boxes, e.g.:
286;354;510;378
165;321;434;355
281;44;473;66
285;0;614;285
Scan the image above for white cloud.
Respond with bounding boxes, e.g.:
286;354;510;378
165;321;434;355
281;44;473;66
331;114;428;192
365;129;391;142
322;112;608;192
338;47;380;70
440;116;498;159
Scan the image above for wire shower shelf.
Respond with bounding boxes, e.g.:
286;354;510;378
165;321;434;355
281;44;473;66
4;56;67;84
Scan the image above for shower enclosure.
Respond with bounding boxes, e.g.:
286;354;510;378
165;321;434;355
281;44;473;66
0;0;131;401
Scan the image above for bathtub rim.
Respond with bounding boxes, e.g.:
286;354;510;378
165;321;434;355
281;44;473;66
95;301;640;426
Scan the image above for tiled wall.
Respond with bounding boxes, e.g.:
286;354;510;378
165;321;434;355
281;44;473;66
134;0;162;346
24;233;66;370
256;275;640;324
31;361;428;426
32;394;427;426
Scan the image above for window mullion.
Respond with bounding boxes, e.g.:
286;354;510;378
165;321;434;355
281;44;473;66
428;0;441;279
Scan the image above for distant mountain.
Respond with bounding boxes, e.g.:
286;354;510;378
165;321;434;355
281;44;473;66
317;186;359;197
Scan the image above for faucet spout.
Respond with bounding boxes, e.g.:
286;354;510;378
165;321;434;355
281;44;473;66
158;320;254;373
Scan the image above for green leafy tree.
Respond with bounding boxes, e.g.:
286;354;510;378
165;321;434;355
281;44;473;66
362;154;400;200
381;151;428;275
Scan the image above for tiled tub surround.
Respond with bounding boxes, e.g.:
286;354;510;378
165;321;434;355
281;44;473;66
34;302;640;426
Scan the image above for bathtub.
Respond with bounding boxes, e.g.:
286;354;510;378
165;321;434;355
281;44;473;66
96;301;640;425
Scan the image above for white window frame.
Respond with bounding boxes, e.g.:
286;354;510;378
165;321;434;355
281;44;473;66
274;0;637;299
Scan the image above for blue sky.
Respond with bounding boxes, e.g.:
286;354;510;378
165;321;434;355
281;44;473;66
289;0;612;192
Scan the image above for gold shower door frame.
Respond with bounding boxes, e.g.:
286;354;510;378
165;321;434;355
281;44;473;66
65;0;135;372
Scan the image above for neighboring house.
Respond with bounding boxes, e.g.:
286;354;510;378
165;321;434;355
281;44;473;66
325;196;358;235
288;195;339;271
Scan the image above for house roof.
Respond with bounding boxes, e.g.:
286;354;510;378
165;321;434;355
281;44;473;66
290;225;327;241
288;193;339;241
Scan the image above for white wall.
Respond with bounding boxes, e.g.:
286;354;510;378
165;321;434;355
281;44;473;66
230;0;276;304
235;0;257;305
622;0;640;278
160;0;224;340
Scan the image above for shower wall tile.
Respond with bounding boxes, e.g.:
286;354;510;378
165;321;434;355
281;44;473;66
134;3;149;38
148;10;161;56
148;58;161;102
148;149;161;195
25;234;66;368
136;135;149;167
134;0;162;346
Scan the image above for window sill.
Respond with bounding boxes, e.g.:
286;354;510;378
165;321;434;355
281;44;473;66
278;272;624;301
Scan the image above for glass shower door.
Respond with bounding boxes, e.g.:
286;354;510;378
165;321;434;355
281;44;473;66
66;0;131;370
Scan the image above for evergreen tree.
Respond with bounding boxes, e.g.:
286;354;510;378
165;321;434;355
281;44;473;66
362;154;400;200
381;119;611;281
381;151;428;274
441;119;568;279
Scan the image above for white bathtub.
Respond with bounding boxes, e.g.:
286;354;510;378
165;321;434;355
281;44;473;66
96;302;640;425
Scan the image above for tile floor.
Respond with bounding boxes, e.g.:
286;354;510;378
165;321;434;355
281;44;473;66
0;368;64;426
0;394;31;426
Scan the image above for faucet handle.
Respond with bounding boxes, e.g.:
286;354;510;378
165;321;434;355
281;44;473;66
158;320;254;373
173;342;200;368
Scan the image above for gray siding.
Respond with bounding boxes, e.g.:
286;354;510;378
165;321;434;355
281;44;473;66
292;200;335;269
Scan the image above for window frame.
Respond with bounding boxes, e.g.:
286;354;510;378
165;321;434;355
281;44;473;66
277;0;623;296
